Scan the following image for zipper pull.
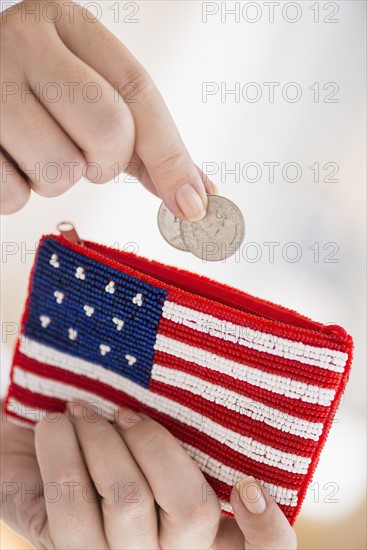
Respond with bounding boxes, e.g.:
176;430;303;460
57;221;83;245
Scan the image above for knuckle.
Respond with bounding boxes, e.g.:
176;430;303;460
183;497;221;529
120;70;156;106
48;461;83;487
1;5;43;47
55;155;84;191
0;183;30;214
97;104;135;152
32;155;84;197
111;487;154;519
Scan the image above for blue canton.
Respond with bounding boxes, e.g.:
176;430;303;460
24;237;168;388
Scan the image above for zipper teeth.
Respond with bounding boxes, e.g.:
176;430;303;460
82;240;318;327
188;289;277;321
56;226;341;338
84;241;273;319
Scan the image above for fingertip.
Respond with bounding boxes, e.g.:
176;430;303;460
66;400;85;419
114;406;143;431
234;476;267;515
230;477;297;550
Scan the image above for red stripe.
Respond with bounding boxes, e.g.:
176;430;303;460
158;317;343;388
150;379;318;457
7;358;306;490
7;385;66;415
153;350;331;423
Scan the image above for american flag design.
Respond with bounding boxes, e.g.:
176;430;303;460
5;235;353;525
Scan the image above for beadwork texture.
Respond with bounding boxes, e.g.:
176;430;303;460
4;235;354;525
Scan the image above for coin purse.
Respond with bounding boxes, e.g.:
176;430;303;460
4;226;353;525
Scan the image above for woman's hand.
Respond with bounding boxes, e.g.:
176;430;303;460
1;0;214;218
1;402;297;549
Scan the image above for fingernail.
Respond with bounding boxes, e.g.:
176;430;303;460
67;400;102;422
211;182;219;195
175;183;207;221
235;476;266;514
115;407;142;430
67;400;84;418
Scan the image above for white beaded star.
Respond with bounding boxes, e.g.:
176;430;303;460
105;281;115;294
40;315;51;328
54;291;64;304
125;354;137;366
83;305;95;317
112;317;124;331
132;293;143;306
75;267;86;280
100;344;111;356
49;254;60;268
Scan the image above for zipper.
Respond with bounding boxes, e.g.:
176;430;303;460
57;222;277;318
57;221;84;245
56;222;345;337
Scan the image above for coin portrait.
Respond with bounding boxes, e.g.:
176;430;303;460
180;195;245;261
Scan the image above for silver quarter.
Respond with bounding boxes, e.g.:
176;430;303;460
157;202;188;251
180;195;245;261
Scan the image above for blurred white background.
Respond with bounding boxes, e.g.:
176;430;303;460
1;1;366;548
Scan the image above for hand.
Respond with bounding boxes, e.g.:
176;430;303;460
1;402;297;549
0;0;215;217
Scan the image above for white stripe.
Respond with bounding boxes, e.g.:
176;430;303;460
5;397;49;424
152;364;323;441
162;301;347;372
219;500;233;514
14;345;311;475
179;441;298;507
154;335;335;407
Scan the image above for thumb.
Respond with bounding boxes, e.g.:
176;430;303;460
230;476;297;550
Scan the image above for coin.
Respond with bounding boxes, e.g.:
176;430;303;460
180;195;245;261
157;202;188;251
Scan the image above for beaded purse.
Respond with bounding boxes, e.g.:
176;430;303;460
4;225;353;525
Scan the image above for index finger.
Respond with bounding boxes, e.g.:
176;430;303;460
54;3;214;221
